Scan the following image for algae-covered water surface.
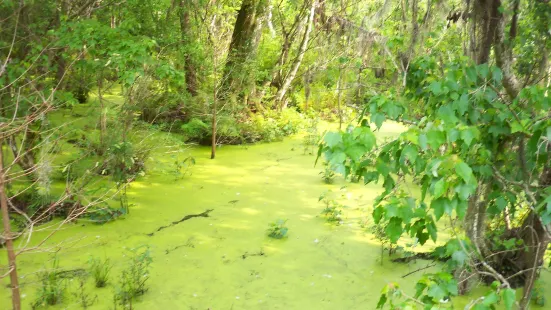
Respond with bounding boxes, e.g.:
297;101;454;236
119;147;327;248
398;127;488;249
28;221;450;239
0;122;535;309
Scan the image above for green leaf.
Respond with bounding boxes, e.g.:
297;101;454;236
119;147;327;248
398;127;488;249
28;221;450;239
455;162;473;183
510;121;524;133
417;230;430;245
376;161;390;176
447;280;459;296
455;183;476;201
373;206;385;223
501;288;516;310
385;217;403;243
448;128;460;143
399;205;414;224
427;130;445;149
359;129;376;149
457;94;469;115
428;81;442;95
419;134;428;150
385;204;400;219
451;250;467;266
426;220;437;242
324;132;342;148
329;150;346;164
482;292;499;306
345;146;365;161
415;282;427;298
455;199;468;219
371;113;386;129
492;67;503;83
496;197;507;212
432;198;451;221
383;175;395;192
376;293;387;309
438;105;458;124
363;171;379;184
427;283;446;300
432;179;446;198
401;145;418;164
461;128;477;146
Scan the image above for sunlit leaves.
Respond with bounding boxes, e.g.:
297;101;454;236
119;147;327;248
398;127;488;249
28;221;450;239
324;132;342;148
377;273;459;309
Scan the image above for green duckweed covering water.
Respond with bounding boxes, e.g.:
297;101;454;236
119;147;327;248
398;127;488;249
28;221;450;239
0;120;546;309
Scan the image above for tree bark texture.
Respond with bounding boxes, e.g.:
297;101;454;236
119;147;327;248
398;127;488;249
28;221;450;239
222;0;268;102
179;0;198;96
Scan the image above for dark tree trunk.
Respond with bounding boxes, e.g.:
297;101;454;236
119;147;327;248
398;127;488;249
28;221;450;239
179;0;197;96
471;0;500;65
222;0;267;101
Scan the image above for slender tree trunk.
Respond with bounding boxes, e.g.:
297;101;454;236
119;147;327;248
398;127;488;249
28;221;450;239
0;140;21;310
275;0;316;109
211;106;217;159
519;210;550;309
304;66;311;111
337;66;343;130
211;53;218;159
355;67;364;106
98;73;106;153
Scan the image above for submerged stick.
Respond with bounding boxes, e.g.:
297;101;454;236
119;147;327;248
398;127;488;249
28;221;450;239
147;209;213;236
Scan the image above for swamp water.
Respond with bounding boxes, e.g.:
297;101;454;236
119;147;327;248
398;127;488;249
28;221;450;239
0;121;543;309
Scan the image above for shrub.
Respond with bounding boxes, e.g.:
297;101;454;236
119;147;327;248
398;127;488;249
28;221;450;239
275;108;304;136
239;109;305;143
267;219;289;239
88;257;112;288
181;118;210;142
64;65;93;104
87;205;127;224
180;109;305;144
96;139;150;182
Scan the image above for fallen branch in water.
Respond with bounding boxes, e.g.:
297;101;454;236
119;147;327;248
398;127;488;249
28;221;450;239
147;209;213;236
401;263;436;278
